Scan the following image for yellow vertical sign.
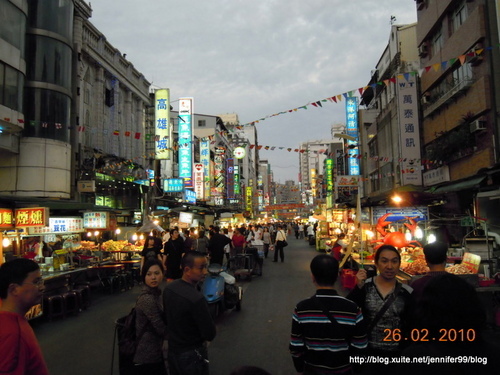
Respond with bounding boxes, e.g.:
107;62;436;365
155;89;170;160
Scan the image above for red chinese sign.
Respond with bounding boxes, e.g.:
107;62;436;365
15;208;49;227
0;209;14;228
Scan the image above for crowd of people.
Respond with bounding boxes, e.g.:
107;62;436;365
290;242;500;375
4;221;496;374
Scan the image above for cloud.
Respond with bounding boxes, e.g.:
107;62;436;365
88;0;417;181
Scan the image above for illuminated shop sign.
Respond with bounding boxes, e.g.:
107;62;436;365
28;218;85;234
178;97;193;185
0;209;13;228
325;159;334;192
345;97;360;175
164;178;184;192
234;147;246;159
200;140;211;199
185;189;197;204
83;212;109;229
226;158;235;199
15;208;49;227
194;163;204;200
246;187;253;211
155;89;170;160
234;165;240;195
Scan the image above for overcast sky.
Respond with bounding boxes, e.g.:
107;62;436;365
88;0;417;183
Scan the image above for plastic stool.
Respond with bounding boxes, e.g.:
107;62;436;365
43;295;65;321
74;284;91;310
62;291;79;316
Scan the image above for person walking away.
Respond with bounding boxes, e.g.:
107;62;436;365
347;245;412;375
223;228;232;265
290;255;367;374
262;227;271;259
273;225;287;263
293;223;299;239
298;223;304;239
133;259;168;375
0;259;49;375
163;229;185;282
207;226;231;265
163;251;216;375
193;230;210;256
183;228;196;252
231;228;246;257
140;236;164;271
409;241;448;304
307;225;315;243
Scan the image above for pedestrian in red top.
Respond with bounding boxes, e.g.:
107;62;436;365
231;228;246;256
0;259;50;375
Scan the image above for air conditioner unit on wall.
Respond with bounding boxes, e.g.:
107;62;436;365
470;120;486;133
418;44;428;57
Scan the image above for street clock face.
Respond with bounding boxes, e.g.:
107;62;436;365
234;147;246;159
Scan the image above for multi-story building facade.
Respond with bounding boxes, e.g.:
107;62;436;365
359;23;421;202
0;0;151;230
415;0;500;242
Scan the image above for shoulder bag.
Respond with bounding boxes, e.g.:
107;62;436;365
367;282;401;333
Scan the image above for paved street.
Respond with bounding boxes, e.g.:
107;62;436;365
34;236;320;375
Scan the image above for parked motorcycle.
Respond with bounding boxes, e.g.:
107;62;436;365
201;263;242;319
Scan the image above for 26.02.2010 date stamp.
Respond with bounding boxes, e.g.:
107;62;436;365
383;328;476;342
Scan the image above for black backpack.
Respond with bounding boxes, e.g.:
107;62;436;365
116;307;147;357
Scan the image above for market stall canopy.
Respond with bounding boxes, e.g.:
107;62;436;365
137;220;165;233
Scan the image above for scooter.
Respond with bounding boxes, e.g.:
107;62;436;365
201;263;243;319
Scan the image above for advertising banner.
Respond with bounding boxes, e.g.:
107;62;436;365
155;89;170;159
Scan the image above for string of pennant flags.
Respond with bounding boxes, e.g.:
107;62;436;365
5;43;495;168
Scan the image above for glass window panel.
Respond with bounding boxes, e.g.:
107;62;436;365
26;35;72;90
0;0;26;55
28;0;73;40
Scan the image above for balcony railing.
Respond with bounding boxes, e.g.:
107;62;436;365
423;78;473;117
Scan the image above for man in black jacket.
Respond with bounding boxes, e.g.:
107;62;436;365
207;226;231;265
163;251;216;375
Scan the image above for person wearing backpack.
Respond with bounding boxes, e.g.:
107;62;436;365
133;258;168;374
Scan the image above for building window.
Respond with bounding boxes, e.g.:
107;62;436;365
198;119;206;127
105;88;114;107
431;28;443;57
84;88;90;104
0;62;24;112
451;1;468;33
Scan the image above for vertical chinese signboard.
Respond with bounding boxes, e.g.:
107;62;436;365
234;165;240;196
397;76;422;185
246;186;253;212
226;158;235;199
194;163;204;200
155;89;170;159
15;208;49;227
345;97;360;175
178;97;193;187
213;147;225;206
200;140;211;200
325;159;334;208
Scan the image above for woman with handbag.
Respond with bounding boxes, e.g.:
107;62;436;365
347;245;413;375
133;258;168;375
273;225;287;263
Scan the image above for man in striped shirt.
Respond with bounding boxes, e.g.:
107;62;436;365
290;255;367;374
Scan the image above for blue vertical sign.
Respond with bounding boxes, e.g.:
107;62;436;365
345;97;359;175
178;98;193;186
